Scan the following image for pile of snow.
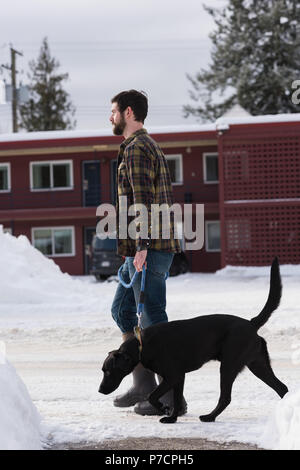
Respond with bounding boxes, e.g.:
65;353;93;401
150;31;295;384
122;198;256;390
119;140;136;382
0;225;114;333
260;389;300;450
0;350;41;450
0;226;105;312
0;225;78;304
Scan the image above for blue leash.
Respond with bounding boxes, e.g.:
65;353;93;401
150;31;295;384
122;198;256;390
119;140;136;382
118;264;147;327
117;263;169;329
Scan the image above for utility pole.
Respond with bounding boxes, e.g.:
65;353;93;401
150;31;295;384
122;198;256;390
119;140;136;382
1;46;23;133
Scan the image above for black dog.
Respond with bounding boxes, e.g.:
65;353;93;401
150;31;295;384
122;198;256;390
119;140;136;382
99;258;288;423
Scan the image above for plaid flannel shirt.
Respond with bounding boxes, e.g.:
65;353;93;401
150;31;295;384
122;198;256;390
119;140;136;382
115;128;181;256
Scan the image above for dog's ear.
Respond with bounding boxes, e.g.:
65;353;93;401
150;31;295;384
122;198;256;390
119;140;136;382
114;351;134;372
110;351;123;368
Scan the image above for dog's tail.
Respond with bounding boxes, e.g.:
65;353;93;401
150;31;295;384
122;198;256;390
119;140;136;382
250;257;282;331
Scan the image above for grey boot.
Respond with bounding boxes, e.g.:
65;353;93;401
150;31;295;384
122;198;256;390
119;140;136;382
134;376;187;416
113;332;157;408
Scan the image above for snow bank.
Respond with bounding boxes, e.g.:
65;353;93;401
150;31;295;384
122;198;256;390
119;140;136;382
0;225;74;304
0;351;41;450
216;263;300;278
260;389;300;450
0;226;101;308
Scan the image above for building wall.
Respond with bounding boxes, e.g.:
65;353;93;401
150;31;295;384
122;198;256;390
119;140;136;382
12;219;87;275
0;130;221;274
218;121;300;266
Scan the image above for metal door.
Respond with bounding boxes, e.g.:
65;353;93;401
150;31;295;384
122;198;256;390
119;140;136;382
82;161;101;207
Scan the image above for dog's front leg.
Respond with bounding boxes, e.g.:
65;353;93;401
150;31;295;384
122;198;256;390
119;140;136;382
148;379;172;415
160;376;185;424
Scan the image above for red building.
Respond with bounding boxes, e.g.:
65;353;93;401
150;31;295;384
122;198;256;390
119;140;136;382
0;126;220;274
217;114;300;267
0;114;299;275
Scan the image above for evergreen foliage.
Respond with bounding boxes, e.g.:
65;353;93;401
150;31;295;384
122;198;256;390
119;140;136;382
19;38;76;131
184;0;300;121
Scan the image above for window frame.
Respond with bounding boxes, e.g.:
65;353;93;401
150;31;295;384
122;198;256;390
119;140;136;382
0;162;11;193
31;226;75;257
30;160;74;192
205;220;221;252
165;153;183;185
203;152;219;184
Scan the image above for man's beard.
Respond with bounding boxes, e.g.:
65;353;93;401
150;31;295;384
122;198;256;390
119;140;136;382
113;113;126;136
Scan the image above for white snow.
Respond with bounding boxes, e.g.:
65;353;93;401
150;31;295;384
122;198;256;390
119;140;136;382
0;123;215;144
216;112;300;129
260;389;300;450
1;111;300;145
280;17;289;24
0;226;299;450
0;351;42;450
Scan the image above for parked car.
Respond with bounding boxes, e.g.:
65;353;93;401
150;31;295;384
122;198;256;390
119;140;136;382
90;235;189;281
90;236;123;281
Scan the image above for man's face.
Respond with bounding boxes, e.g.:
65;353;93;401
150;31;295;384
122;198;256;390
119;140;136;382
110;102;126;136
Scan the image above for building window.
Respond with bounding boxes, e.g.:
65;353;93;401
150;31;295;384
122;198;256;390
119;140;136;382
0;163;11;192
203;153;218;183
32;227;75;257
30;160;73;190
165;154;183;184
205;221;221;252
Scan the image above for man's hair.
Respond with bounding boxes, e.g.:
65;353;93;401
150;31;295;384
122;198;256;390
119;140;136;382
111;89;148;123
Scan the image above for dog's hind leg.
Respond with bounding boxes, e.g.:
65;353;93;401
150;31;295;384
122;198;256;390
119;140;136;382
247;340;288;398
200;361;244;422
160;376;185;424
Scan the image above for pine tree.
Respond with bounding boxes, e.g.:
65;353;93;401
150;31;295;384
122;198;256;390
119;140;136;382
19;37;76;131
184;0;300;121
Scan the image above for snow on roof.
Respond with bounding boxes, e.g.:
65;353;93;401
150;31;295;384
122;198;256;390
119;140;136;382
216;112;300;130
0;124;215;143
1;113;300;144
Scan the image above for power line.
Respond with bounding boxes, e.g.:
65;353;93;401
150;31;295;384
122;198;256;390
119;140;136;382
11;39;209;52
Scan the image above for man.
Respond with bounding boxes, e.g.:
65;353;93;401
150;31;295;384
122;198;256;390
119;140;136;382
109;89;186;416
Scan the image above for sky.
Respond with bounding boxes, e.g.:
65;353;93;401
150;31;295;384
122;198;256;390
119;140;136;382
0;0;227;132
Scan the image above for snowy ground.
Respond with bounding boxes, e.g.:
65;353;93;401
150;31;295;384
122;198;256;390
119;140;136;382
0;229;299;450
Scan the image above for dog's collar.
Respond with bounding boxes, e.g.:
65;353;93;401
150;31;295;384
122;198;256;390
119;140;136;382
134;325;143;359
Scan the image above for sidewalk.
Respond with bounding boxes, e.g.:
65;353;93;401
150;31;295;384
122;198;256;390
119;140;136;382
51;437;262;450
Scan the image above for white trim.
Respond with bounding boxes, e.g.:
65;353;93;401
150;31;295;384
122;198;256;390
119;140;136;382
225;198;300;204
205;220;221;252
29;159;74;191
203;152;219;184
31;226;75;257
0;162;11;192
165;153;183;185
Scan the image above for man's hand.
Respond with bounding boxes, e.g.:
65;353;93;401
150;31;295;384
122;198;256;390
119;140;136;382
133;250;147;272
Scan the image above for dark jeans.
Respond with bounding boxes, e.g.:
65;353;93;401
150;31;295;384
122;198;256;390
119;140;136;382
111;249;174;333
